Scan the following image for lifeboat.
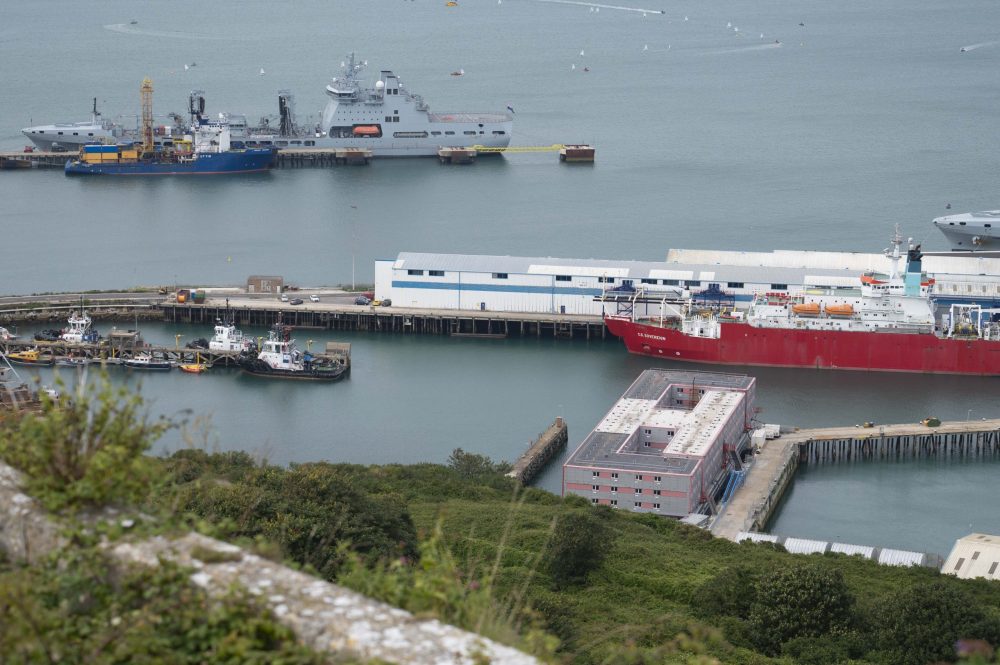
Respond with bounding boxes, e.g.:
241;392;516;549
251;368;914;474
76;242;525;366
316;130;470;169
792;302;821;316
825;303;854;317
352;125;381;137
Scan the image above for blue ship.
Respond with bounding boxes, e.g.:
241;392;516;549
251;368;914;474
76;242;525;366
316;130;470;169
65;144;275;176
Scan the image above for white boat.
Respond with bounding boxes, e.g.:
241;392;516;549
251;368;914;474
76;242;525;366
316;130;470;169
54;356;92;367
60;310;99;344
122;353;173;371
208;319;251;352
0;327;16;341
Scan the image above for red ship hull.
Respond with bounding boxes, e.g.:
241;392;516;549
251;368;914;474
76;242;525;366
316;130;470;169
604;316;1000;375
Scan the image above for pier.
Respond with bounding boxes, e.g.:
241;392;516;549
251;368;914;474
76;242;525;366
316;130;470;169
711;419;1000;541
160;299;607;340
507;417;568;485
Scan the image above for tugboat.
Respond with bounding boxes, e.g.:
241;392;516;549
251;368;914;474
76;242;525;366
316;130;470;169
238;323;348;381
2;348;55;367
60;310;100;344
208;319;251;352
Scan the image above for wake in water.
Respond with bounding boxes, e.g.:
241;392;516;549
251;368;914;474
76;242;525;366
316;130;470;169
959;41;999;52
531;0;664;15
104;23;236;41
712;42;783;55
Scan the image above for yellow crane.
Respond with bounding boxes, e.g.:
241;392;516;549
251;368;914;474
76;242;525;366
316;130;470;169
140;78;154;155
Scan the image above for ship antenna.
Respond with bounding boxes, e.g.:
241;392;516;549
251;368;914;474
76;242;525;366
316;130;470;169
887;224;904;279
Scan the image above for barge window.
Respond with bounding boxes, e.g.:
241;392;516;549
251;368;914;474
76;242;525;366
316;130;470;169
654;476;662;482
641;278;656;284
635;488;642;494
592;471;600;477
727;282;744;288
770;283;788;290
429;270;444;276
663;279;679;286
611;472;619;479
88;133;94;136
492;131;506;135
591;485;599;491
610;500;618;506
305;141;315;146
685;280;701;287
464;131;477;136
492;272;508;279
654;489;661;495
445;131;455;135
598;276;615;283
555;275;571;281
653;503;660;509
610;487;618;493
636;475;643;480
407;269;424;276
431;131;442;136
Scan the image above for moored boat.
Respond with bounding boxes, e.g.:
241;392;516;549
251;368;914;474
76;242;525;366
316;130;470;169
604;227;1000;375
60;310;100;344
2;349;55;367
208;319;251;352
238;323;348;381
122;353;173;371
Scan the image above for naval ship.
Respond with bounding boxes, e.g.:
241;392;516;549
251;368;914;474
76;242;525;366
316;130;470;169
933;210;1000;252
242;54;513;156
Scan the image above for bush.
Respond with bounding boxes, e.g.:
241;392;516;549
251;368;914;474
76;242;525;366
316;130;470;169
548;511;611;588
747;564;854;655
874;581;1000;665
170;457;417;578
447;447;512;479
0;373;171;512
692;565;760;620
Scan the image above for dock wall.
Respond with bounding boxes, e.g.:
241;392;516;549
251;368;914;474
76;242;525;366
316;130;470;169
507;418;568;485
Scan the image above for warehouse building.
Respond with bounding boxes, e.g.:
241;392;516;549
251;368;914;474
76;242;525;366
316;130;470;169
374;250;1000;316
562;369;755;518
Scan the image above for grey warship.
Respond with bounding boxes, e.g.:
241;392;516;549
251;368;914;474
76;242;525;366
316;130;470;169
245;54;513;156
934;210;1000;252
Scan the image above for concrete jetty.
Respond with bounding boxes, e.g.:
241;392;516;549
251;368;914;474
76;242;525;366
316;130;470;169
712;419;1000;541
507;418;568;484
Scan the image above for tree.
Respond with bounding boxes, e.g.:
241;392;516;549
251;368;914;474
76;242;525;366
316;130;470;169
447;448;511;479
875;581;1000;665
548;511;611;588
692;565;760;620
747;564;854;655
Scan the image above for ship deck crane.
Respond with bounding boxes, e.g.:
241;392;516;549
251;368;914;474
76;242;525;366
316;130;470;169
140;77;154;156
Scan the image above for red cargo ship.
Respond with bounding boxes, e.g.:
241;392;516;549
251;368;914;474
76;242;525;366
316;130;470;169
604;230;1000;375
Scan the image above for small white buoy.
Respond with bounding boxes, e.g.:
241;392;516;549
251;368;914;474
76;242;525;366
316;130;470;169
643;44;648;51
580;49;585;56
684;15;689;21
259;67;265;76
760;33;764;39
727;21;731;28
184;64;189;71
571;63;576;70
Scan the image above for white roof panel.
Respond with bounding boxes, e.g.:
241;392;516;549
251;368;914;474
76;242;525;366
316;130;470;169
784;538;829;555
878;549;925;567
528;264;630;278
830;542;875;558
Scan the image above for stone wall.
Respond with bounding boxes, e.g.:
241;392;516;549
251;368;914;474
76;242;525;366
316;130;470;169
0;462;538;665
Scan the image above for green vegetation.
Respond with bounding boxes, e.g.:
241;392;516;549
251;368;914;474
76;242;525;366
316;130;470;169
0;546;333;664
4;379;1000;664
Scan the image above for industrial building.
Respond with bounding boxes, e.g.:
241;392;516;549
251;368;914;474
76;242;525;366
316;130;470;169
943;533;1000;580
374;249;1000;316
562;369;755;518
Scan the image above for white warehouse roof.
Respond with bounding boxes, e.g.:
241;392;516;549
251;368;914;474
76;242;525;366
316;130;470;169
943;533;1000;580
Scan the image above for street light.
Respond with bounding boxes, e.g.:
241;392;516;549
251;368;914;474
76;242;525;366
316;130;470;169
175;334;183;351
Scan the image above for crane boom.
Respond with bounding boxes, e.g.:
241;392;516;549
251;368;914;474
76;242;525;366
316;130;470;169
140;78;154;155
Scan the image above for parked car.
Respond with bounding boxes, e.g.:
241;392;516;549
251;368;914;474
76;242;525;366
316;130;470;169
290;298;304;305
49;143;68;153
380;299;392;307
309;294;320;302
354;296;371;305
280;294;289;302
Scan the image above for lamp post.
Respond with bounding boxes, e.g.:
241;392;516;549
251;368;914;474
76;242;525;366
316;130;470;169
175;334;183;351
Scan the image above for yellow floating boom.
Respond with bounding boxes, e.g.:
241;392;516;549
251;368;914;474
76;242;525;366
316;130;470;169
471;144;566;153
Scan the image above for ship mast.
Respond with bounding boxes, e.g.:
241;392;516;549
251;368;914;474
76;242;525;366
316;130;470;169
887;223;904;280
140;77;154;155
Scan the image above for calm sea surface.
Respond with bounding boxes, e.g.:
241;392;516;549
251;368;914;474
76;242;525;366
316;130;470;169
2;0;1000;555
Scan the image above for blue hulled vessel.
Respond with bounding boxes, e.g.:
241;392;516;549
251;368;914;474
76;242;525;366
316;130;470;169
65;77;275;176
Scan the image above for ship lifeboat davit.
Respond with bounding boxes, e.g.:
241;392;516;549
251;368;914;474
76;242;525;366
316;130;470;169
824;303;854;317
792;302;821;316
860;272;888;285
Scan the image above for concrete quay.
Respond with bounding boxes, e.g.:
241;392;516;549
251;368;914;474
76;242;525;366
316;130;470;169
711;419;1000;542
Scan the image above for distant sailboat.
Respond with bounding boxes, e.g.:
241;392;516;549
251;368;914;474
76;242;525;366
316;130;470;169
580;49;585;56
450;68;465;76
643;44;648;51
259;67;266;76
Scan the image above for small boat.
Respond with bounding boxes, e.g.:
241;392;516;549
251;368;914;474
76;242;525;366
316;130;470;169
0;327;17;341
179;363;208;374
824;303;854;317
208;319;251;352
3;349;55;366
450;68;465;77
54;356;92;367
122;353;173;371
